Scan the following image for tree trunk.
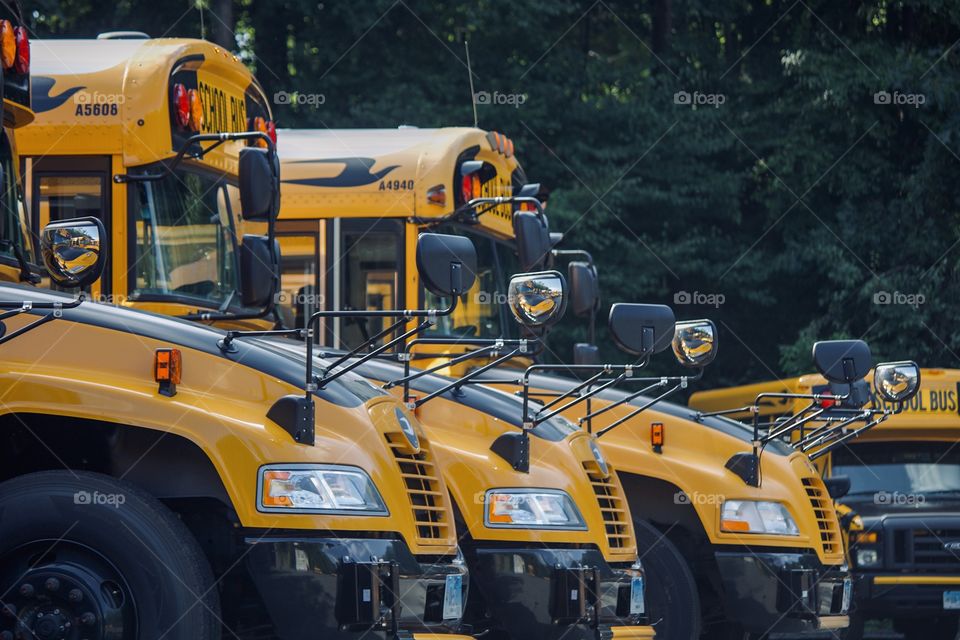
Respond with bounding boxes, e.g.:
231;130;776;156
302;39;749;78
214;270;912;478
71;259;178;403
652;0;672;54
210;0;235;50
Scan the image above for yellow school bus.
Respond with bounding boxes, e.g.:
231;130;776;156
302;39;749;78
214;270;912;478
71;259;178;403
0;35;474;640
276;127;528;349
692;369;960;640
276;128;654;640
17;35;280;328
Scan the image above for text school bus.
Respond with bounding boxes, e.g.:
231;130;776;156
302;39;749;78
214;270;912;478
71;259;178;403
276;128;653;640
17;35;282;329
691;367;960;640
0;35;476;640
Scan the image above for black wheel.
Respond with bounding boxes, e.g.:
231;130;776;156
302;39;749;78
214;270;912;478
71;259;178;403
0;470;219;640
633;518;701;640
896;616;959;640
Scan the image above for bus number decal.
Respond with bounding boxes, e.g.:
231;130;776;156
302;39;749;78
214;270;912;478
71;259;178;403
75;103;119;117
379;179;414;191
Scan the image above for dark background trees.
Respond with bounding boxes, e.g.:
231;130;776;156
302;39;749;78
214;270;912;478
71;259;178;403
25;0;960;386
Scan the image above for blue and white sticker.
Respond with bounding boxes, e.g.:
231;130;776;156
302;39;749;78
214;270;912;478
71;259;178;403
944;591;960;610
630;576;645;615
841;578;852;613
443;574;464;620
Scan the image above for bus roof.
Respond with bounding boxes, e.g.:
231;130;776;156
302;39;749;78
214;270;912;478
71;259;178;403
689;368;960;437
22;38;271;171
277;127;526;239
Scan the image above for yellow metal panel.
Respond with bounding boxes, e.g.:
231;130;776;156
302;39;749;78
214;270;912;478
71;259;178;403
610;626;657;640
873;576;960;585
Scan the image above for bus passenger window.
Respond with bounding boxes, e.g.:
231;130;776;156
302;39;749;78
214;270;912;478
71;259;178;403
340;229;400;350
38;176;103;222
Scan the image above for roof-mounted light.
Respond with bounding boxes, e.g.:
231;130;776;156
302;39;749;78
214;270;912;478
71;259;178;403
459;160;483;203
188;88;204;132
0;21;15;70
172;83;190;130
13;26;28;75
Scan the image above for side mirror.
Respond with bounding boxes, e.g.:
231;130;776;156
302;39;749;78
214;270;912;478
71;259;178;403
827;379;872;409
608;303;676;357
507;271;567;328
874;361;921;403
240;235;279;307
672;319;718;368
41;217;106;289
573;343;601;365
824;476;851;500
513;211;551;271
812;340;872;384
239;147;280;222
515;183;540;198
416;233;477;297
568;262;599;317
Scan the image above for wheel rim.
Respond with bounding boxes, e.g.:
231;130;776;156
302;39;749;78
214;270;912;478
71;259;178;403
0;540;137;640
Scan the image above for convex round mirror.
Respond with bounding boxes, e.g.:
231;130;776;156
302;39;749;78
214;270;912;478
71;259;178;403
41;217;106;289
507;270;567;328
672;319;718;368
874;361;921;403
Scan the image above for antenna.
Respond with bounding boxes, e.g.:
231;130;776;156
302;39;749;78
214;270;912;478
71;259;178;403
199;0;206;40
465;39;478;128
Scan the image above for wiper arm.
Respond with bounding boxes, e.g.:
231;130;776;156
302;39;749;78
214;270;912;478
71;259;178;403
217;289;237;314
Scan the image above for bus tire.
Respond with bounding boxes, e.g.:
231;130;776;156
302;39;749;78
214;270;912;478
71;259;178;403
0;470;220;640
632;517;701;640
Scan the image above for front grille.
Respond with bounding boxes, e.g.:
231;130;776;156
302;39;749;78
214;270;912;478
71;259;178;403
802;477;842;556
384;431;450;544
897;528;960;567
582;461;632;550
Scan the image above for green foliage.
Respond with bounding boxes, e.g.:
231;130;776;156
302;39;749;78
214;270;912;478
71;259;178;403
28;0;960;387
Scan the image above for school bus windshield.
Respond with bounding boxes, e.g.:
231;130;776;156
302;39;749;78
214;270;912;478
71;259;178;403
833;441;960;498
0;134;32;267
424;226;520;339
128;168;239;306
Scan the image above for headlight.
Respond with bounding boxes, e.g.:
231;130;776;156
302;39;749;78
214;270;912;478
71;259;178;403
485;489;587;530
856;548;880;567
258;464;388;515
720;500;799;536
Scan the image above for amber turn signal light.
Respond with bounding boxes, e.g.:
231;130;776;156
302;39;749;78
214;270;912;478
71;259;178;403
651;422;664;453
155;348;182;397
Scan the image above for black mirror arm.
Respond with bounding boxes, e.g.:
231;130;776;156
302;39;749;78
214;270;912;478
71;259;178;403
807;410;897;461
113;132;275;183
0;298;85;345
411;346;524;409
594;379;690;438
797;408;888;453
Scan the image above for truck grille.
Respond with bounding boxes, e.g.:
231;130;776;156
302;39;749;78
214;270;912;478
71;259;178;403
384;432;450;544
582;462;632;550
894;527;960;567
802;477;842;556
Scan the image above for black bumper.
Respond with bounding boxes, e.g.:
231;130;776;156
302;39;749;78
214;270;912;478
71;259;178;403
714;551;850;635
855;575;960;617
244;536;468;640
466;546;646;640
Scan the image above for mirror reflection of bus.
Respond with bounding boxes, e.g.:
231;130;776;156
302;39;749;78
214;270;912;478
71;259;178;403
40;217;107;289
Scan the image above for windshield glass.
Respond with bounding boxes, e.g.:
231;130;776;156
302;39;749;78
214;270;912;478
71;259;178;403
129;168;239;306
0;133;33;267
425;225;518;339
833;441;960;497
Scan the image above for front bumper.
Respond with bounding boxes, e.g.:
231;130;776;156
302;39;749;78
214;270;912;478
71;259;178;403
855;574;960;617
244;536;468;640
467;546;649;640
714;551;850;635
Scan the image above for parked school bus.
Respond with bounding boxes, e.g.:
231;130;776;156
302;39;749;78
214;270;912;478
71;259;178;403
274;126;854;639
0;35;475;640
691;367;960;640
276;128;653;640
17;35;282;329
